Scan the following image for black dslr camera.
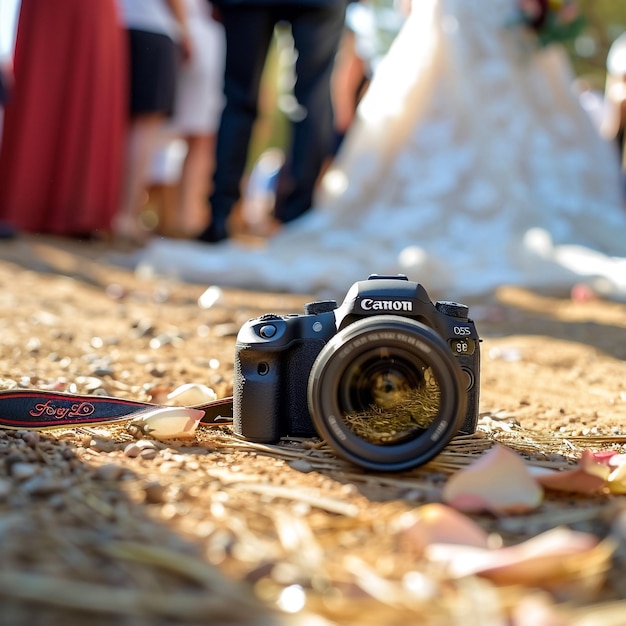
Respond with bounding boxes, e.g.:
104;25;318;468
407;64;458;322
233;275;480;472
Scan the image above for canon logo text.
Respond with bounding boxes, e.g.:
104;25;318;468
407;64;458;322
360;299;413;312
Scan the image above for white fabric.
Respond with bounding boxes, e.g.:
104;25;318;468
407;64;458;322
607;32;626;76
0;0;20;62
148;0;225;183
171;0;225;134
116;0;181;40
136;0;626;301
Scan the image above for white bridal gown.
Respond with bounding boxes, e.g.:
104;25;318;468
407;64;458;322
137;0;626;301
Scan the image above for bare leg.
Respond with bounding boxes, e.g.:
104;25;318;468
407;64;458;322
116;112;165;242
177;133;216;236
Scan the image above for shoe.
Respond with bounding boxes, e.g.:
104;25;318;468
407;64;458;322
0;222;16;239
197;220;228;243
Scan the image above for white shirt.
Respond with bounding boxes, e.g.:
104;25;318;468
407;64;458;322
116;0;181;41
0;0;21;62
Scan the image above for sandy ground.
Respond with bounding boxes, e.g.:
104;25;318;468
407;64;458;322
0;234;625;625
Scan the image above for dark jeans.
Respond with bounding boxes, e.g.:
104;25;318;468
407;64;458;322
209;2;347;230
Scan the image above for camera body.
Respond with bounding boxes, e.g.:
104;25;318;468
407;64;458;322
233;275;480;447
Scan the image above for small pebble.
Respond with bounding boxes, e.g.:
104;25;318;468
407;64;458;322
0;477;12;500
11;462;38;481
90;438;117;453
198;285;222;309
159;461;183;474
20;431;40;446
212;323;239;337
145;364;167;377
136;440;159;450
124;443;141;458
20;475;68;496
105;283;127;300
143;481;168;504
90;363;114;377
94;464;125;481
289;459;314;473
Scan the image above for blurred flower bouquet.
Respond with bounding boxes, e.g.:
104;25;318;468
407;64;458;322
513;0;586;47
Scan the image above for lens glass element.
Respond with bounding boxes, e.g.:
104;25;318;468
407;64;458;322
337;348;440;445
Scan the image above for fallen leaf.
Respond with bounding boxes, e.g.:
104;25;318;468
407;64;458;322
442;445;543;514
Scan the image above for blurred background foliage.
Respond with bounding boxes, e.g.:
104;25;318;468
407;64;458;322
568;0;625;88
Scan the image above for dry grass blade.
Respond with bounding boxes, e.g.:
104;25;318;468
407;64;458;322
341;555;423;609
101;541;265;609
231;482;359;517
498;505;620;532
0;570;278;624
271;509;325;571
301;566;509;626
204;428;495;476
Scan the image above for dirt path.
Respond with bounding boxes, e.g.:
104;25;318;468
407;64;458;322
0;235;625;625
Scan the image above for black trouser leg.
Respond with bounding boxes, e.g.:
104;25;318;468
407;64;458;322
201;8;277;241
274;3;347;223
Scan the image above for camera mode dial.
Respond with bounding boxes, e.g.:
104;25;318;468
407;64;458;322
257;313;283;321
435;301;469;319
304;300;338;315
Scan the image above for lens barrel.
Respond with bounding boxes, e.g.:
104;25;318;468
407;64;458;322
307;315;466;471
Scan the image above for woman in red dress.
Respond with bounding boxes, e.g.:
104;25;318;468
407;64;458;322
0;0;127;237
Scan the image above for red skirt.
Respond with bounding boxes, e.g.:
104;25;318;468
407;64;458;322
0;0;128;237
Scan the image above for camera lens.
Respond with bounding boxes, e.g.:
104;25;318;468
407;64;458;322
308;315;467;472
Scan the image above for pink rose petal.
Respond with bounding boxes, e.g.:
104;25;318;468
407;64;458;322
607;453;626;494
131;406;205;439
442;445;543;514
608;463;626;494
426;527;601;586
590;449;619;466
532;450;609;494
608;453;626;468
166;383;217;406
400;503;490;555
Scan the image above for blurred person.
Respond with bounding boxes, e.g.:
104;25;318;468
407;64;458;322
136;0;626;301
173;0;225;236
150;0;226;238
601;32;626;187
0;0;127;238
0;0;20;145
115;0;191;244
196;0;349;243
0;0;20;239
331;0;409;150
